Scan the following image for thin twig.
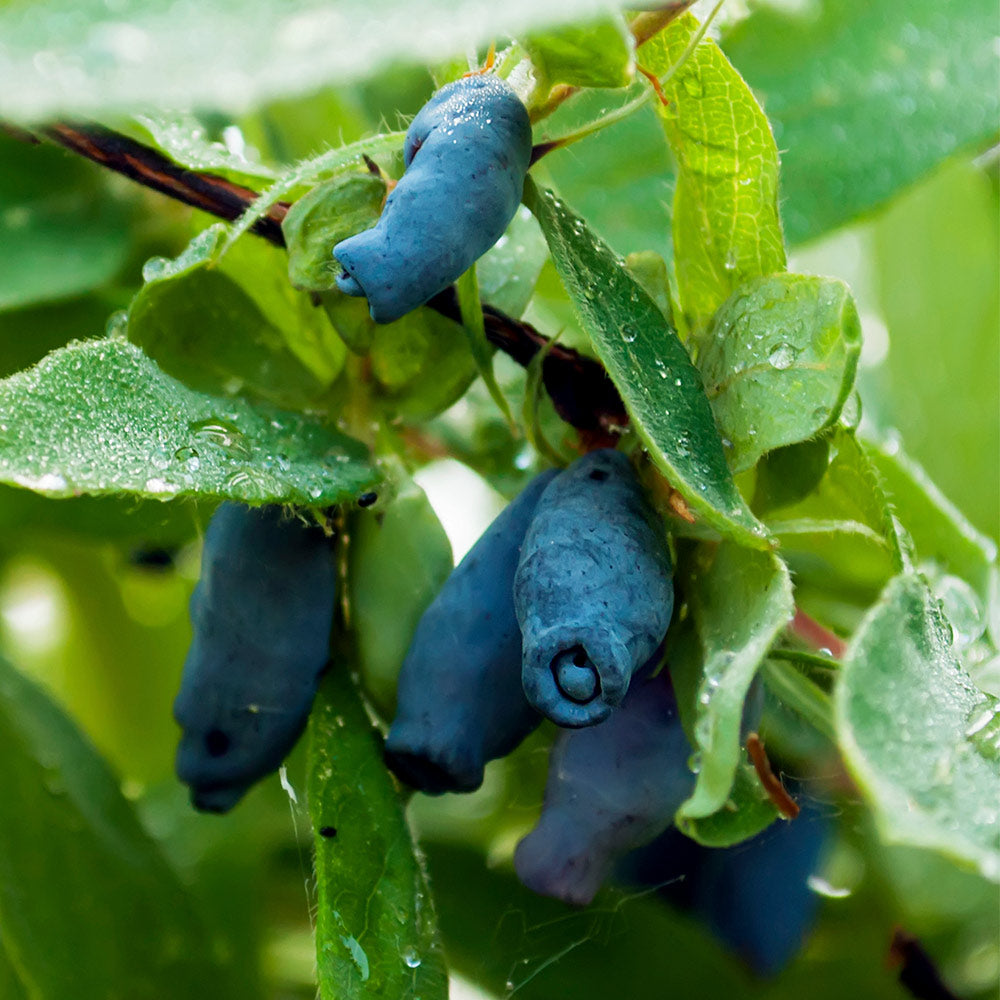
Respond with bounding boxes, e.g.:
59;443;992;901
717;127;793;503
42;122;290;244
746;732;800;819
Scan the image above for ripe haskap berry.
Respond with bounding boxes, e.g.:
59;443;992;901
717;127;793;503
384;469;558;794
173;503;335;813
333;75;532;323
514;450;674;727
513;666;693;905
694;798;829;974
621;791;831;975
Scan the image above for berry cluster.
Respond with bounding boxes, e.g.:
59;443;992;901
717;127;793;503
170;77;827;975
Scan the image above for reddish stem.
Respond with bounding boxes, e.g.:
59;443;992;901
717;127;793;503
790;608;847;659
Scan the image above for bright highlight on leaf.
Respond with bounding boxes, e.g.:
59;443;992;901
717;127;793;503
0;338;377;506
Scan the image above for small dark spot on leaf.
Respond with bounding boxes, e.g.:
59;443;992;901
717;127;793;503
357;491;378;508
319;825;338;838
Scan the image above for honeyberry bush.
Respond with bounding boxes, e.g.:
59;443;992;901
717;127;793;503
0;1;997;998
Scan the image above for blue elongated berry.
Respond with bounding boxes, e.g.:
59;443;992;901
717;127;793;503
620;789;831;975
513;667;693;905
174;503;335;813
333;75;533;323
514;449;674;727
694;799;830;974
384;469;558;794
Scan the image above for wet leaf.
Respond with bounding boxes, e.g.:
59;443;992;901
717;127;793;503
679;765;778;848
641;14;786;327
866;437;998;597
837;573;1000;882
525;179;769;548
283;171;386;292
699;274;862;471
0;657;233;999
0;337;377;505
308;668;448;999
724;0;1000;244
129;225;347;409
674;541;793;822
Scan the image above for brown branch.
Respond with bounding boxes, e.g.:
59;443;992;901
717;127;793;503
35;121;627;438
41;122;289;244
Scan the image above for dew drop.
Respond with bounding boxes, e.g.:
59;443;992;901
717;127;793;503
767;343;797;370
141;256;170;282
105;309;129;338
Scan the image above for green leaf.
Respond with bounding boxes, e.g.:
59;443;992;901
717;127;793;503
763;655;837;742
308;668;448;1000
223;132;405;252
523;14;633;89
129;225;347;408
455;264;515;427
724;0;1000;244
282;171;386;292
867;437;998;596
625;250;674;325
674;541;794;821
129;109;277;183
837;573;1000;882
0;945;29;1000
0;293;116;379
368;308;478;421
0;1;628;123
678;765;777;848
349;479;454;718
0;133;129;312
699;274;862;471
538;98;674;261
751;437;831;515
0;338;377;505
762;429;907;604
640;13;786;326
524;179;768;548
477;206;549;318
0;657;231;999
